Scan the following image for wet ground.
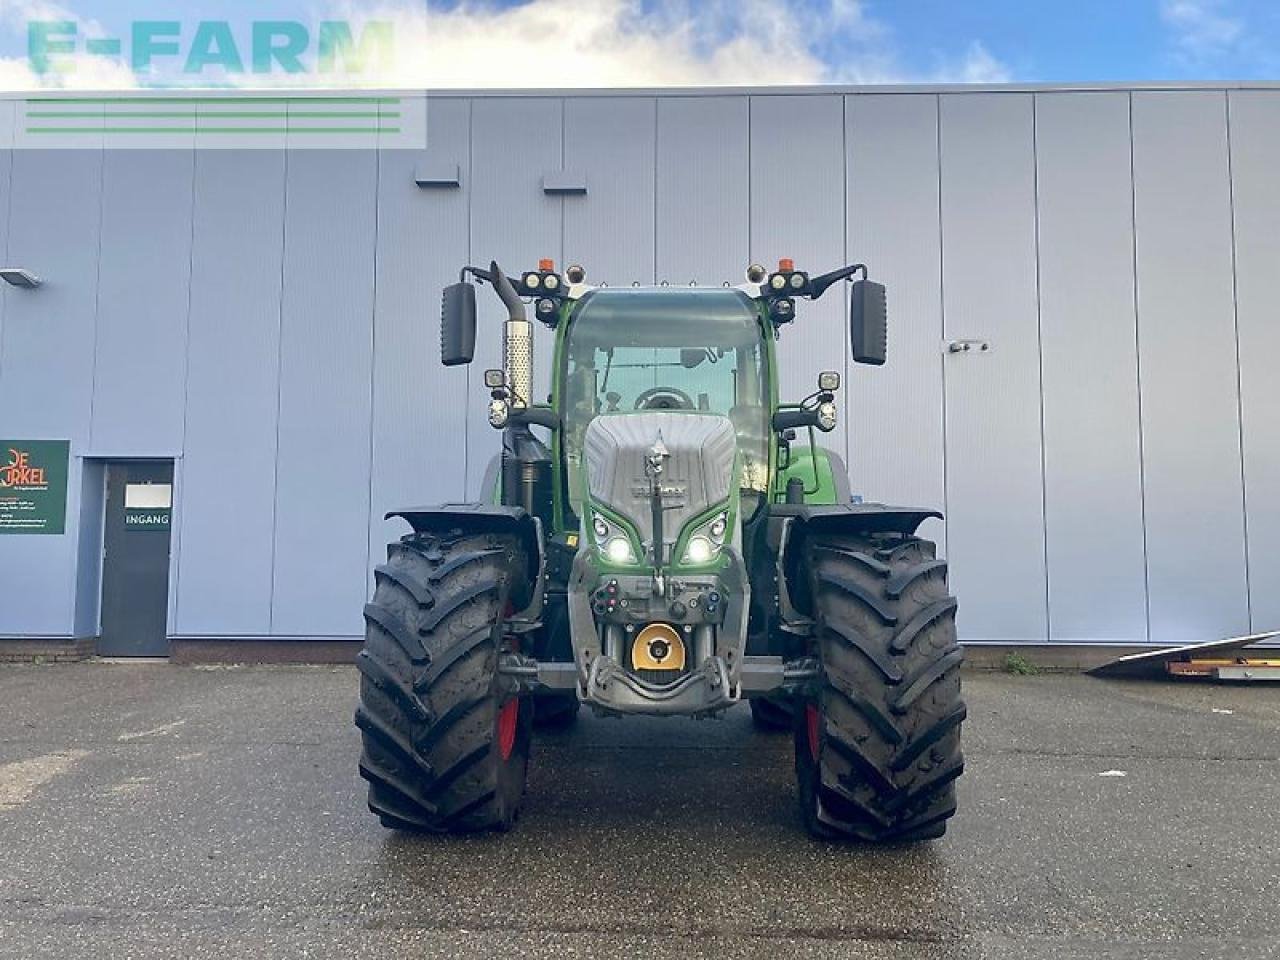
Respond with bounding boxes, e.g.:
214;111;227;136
0;663;1277;959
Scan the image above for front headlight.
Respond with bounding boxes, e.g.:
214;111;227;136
589;510;638;565
816;400;837;433
680;510;730;566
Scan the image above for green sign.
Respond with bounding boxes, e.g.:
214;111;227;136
0;440;69;535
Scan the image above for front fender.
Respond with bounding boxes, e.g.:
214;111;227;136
385;503;544;612
770;503;943;623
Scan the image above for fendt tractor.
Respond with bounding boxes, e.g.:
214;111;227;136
355;257;966;842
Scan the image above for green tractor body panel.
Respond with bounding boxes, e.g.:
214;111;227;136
774;444;846;505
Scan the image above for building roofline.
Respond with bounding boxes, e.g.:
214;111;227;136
2;80;1280;101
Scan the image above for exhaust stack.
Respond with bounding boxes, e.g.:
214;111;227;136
491;261;532;412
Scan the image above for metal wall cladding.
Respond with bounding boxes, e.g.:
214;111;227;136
564;97;656;288
0;87;1274;645
367;99;472;586
0;146;104;636
90;149;194;456
270;149;378;636
845;93;946;550
1035;92;1148;643
0;99;13;406
938;93;1047;643
656;97;749;288
1131;91;1249;645
751;94;847;460
467;98;563;499
176;149;287;636
1228;91;1280;635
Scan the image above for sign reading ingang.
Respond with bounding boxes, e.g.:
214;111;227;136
0;440;70;534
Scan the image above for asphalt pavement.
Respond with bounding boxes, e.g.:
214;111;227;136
0;663;1277;959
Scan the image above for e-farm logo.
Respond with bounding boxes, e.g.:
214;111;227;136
15;17;426;151
29;19;395;81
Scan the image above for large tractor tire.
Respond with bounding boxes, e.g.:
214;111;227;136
795;531;965;843
356;530;533;833
531;601;580;730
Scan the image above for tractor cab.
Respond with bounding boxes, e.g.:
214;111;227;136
558;287;773;528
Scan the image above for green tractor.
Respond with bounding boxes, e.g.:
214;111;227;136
355;258;965;842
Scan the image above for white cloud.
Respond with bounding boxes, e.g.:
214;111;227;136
0;0;1013;90
0;0;137;90
946;41;1012;84
324;0;1014;89
314;0;1013;89
322;0;829;87
1161;0;1244;61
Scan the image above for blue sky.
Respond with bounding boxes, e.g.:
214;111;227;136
0;0;1276;88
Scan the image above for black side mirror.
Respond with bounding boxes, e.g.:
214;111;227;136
441;282;477;366
850;279;887;366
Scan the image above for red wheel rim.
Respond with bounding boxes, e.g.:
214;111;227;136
497;699;519;761
805;703;821;761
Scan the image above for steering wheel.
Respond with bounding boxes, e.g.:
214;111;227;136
634;386;695;411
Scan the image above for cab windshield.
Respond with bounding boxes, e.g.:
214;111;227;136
559;288;770;515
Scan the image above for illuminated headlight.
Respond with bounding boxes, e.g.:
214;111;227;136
685;536;713;565
488;398;510;429
606;537;635;564
681;510;729;566
816;401;837;433
590;511;638;565
769;273;788;291
542;273;560;290
523;272;541;291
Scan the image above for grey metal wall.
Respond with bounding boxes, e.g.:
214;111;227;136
0;85;1274;645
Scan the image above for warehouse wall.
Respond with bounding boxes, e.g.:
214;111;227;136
0;85;1274;645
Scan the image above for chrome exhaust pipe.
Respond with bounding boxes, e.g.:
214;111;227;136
490;261;531;411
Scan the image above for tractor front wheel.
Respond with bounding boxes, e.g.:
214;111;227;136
795;531;965;843
355;530;532;833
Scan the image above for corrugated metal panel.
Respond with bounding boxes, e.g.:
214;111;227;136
751;94;847;461
271;150;378;636
939;93;1047;643
0;98;12;391
367;98;472;577
0;86;1271;647
89;149;194;455
466;98;563;499
1225;91;1279;633
0;149;102;442
1131;91;1249;644
1035;92;1147;643
846;93;946;549
175;149;286;636
656;97;749;287
564;97;656;287
72;458;105;637
0;147;103;636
